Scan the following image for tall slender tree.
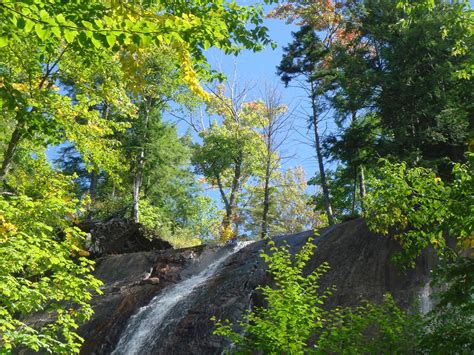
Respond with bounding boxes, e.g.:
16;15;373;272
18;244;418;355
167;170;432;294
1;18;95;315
277;26;335;224
257;86;293;238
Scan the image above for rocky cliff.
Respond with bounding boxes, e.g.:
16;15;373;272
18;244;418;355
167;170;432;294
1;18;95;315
79;218;435;354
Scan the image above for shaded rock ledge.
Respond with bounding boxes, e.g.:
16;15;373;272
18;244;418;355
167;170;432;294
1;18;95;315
79;218;172;257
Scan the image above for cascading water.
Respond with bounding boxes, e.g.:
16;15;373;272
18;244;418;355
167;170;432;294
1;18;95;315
112;241;253;355
420;281;433;314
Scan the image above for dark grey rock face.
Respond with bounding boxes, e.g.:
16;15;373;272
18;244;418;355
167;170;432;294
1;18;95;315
79;219;435;354
79;218;172;257
79;246;206;354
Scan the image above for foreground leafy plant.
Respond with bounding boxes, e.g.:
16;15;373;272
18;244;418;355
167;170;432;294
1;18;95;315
364;158;474;352
318;294;421;354
213;237;330;353
0;157;102;353
212;237;419;353
420;257;474;354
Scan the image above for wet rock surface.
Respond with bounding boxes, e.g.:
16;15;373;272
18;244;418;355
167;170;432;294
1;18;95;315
79;245;207;354
79;219;436;354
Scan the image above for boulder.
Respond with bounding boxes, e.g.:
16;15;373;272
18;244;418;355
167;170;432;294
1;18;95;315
79;218;172;256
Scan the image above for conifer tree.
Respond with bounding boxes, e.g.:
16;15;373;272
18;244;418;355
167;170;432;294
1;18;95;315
277;26;335;224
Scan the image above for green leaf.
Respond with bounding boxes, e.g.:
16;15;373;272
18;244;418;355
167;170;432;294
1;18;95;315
39;9;50;22
64;29;77;43
90;36;101;48
132;34;141;46
55;14;66;24
0;36;8;48
17;17;26;29
51;26;61;39
106;34;116;47
34;24;47;40
24;19;35;33
81;20;93;30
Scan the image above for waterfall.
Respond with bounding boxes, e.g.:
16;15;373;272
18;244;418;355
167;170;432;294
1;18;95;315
112;241;253;355
420;281;433;314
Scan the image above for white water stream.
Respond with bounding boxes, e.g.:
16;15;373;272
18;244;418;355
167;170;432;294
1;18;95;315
112;241;253;355
419;281;433;314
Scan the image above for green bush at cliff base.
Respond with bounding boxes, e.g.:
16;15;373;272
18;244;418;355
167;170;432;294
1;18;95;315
317;294;421;354
212;237;421;353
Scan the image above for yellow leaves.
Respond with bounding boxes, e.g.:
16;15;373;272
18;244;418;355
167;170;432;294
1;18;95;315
461;233;474;256
11;83;28;91
175;44;211;101
0;215;18;242
220;223;235;243
77;249;90;257
120;49;146;96
197;176;207;184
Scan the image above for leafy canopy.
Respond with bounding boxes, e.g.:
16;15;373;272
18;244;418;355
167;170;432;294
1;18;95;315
365;159;473;266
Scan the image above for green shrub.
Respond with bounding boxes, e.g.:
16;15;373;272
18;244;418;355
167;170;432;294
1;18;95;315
213;237;330;353
213;237;421;354
318;294;421;354
0;157;102;353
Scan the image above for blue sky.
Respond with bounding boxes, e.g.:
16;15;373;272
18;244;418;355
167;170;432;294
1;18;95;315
163;11;335;204
186;13;333;191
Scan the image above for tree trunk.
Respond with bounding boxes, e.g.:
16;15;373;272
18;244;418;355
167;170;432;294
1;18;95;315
89;170;98;202
132;168;142;223
350;109;360;214
310;85;334;225
359;164;366;211
227;153;243;226
0;120;24;182
132;103;150;223
351;166;358;214
0;59;59;183
216;173;232;221
215;153;243;239
261;152;271;239
144;175;150;198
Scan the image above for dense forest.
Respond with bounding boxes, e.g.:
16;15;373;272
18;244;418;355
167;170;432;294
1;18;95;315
0;0;472;353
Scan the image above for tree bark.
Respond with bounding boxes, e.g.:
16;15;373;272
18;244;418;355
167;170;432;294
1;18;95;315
215;151;243;236
132;103;150;223
216;173;232;229
226;153;243;227
132;169;142;223
359;164;366;211
350;109;360;214
89;170;98;202
310;83;334;225
0;53;64;183
261;153;271;239
0;119;24;182
351;166;358;214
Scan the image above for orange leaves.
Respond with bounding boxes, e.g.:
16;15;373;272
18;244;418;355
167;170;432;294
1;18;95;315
271;0;356;46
